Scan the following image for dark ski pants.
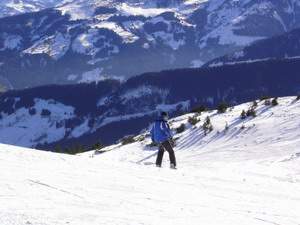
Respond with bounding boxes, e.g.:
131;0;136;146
156;140;176;167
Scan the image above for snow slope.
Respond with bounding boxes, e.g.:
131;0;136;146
1;96;300;225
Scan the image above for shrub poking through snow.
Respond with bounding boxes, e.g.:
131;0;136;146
260;96;271;101
203;116;213;135
264;99;271;106
136;135;146;142
241;110;247;119
63;145;86;155
28;108;36;115
92;142;104;150
191;105;208;114
217;102;229;113
252;101;258;107
121;135;136;145
246;107;256;117
272;97;278;106
176;123;186;134
54;145;63;153
188;115;200;125
41;109;51;117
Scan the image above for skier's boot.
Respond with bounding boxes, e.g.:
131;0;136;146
170;163;177;169
156;164;161;168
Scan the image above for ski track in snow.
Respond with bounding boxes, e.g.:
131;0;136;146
1;97;300;225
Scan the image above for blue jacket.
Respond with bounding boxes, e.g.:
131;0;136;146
150;117;173;143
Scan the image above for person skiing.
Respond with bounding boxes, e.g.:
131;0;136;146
150;111;177;169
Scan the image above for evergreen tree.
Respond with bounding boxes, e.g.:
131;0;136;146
246;107;256;117
260;96;271;101
191;105;208;114
241;110;247;119
65;145;86;154
252;101;258;107
54;145;63;153
264;99;271;106
217;102;229;113
92;142;104;150
271;97;278;106
188;115;200;125
121;135;136;145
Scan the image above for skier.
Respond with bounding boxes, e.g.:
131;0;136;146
151;111;177;169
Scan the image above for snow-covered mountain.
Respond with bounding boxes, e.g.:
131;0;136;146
1;57;300;150
205;27;300;67
1;95;300;225
1;0;300;89
0;0;67;18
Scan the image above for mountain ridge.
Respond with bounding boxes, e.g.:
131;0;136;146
1;0;300;89
1;57;300;150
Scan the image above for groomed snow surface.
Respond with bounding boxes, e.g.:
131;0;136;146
1;96;300;225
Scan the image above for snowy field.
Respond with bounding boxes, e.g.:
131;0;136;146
1;97;300;225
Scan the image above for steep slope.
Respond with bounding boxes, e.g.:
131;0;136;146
1;96;300;225
205;27;300;67
1;0;300;89
1;58;300;150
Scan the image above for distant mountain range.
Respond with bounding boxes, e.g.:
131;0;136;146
1;57;300;150
1;0;300;89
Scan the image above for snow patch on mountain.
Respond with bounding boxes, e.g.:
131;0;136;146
0;98;75;146
1;34;23;50
153;31;185;50
67;74;78;81
0;0;68;18
71;119;90;138
273;10;288;32
5;1;36;13
120;86;169;103
200;23;265;48
122;20;145;31
71;29;100;55
97;96;110;107
190;59;204;67
117;3;173;17
58;1;95;21
72;29;119;57
79;68;104;83
208;58;273;67
92;21;139;43
156;100;190;112
23;32;71;60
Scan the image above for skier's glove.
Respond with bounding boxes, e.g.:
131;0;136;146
169;138;175;147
